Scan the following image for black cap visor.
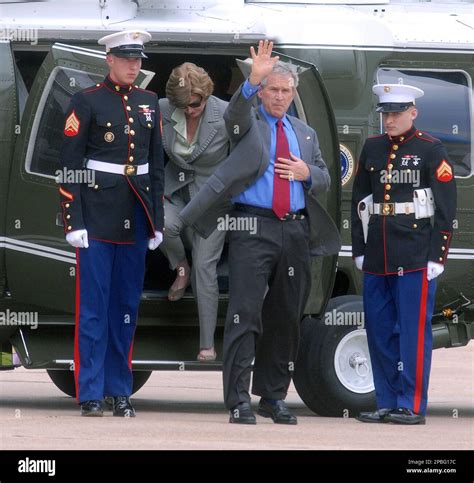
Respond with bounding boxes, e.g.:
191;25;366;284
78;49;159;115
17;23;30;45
108;44;147;59
376;102;415;113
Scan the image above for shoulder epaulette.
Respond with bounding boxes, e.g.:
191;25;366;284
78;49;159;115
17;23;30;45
133;86;157;96
83;83;104;95
415;130;439;143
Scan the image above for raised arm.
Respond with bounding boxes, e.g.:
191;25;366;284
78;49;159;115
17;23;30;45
224;40;280;144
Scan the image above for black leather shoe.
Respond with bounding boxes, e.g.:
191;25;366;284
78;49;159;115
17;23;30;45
356;408;393;423
229;402;256;424
103;396;114;411
258;399;297;425
112;396;136;417
81;400;103;417
385;408;426;425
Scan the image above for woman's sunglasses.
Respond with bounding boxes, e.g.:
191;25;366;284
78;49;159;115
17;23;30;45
187;98;204;109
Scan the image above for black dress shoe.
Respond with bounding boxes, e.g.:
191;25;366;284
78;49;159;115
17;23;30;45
356;408;393;423
81;400;103;417
385;408;426;425
112;396;136;417
229;402;256;424
103;396;114;410
258;399;297;425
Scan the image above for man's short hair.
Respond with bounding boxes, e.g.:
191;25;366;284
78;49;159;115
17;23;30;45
261;61;299;88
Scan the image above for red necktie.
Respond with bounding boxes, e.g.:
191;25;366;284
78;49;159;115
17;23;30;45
272;119;291;219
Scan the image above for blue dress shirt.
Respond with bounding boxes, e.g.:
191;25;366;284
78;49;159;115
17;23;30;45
233;80;310;211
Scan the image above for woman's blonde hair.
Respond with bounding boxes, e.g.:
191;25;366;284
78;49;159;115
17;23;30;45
166;62;214;108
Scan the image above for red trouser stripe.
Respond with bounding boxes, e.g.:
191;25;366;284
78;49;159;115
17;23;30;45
128;331;135;370
414;269;429;413
73;248;81;402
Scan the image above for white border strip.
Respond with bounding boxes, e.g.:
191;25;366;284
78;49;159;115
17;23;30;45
338;245;474;260
0;237;76;264
450;248;474;254
447;254;474;260
338;251;353;257
54;43;106;57
0;238;472;262
3;244;76;264
274;44;474;54
52;44;106;60
1;237;76;258
53;359;218;366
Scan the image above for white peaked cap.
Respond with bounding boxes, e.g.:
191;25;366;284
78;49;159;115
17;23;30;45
373;84;424;112
98;30;152;58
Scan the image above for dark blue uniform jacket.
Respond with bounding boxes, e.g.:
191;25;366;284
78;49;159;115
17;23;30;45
59;75;164;243
351;125;456;275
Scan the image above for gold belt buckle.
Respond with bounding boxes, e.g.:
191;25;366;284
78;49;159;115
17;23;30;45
124;164;136;176
382;203;395;216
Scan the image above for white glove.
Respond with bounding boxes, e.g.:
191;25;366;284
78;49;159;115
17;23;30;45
354;255;364;271
427;261;444;281
148;231;163;250
66;229;89;249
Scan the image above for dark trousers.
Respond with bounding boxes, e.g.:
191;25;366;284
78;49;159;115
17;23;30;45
363;270;437;415
223;212;312;409
74;203;149;403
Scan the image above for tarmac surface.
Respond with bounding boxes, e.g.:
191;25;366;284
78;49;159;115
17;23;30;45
0;345;472;451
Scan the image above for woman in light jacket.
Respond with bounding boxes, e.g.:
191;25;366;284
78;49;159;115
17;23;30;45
159;63;229;361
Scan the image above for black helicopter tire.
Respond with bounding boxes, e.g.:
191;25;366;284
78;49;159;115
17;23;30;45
294;296;376;417
47;369;153;398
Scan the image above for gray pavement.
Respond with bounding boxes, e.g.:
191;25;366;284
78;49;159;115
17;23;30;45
0;345;472;451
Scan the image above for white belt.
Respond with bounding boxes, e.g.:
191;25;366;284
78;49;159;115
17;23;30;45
373;202;415;216
86;159;149;176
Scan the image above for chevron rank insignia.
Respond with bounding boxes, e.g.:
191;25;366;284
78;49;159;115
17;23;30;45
436;159;453;182
64;110;80;137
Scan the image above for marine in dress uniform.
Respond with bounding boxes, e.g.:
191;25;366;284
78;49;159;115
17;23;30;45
59;30;164;417
351;84;456;424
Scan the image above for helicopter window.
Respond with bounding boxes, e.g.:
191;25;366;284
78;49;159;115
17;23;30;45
377;68;472;178
26;67;103;178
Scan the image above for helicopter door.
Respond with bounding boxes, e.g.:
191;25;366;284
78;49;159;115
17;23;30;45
0;41;19;298
5;43;155;313
236;53;341;317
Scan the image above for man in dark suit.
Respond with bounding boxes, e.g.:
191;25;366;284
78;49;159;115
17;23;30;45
180;40;340;424
60;30;164;417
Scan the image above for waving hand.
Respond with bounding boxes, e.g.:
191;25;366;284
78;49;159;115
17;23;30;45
249;40;280;85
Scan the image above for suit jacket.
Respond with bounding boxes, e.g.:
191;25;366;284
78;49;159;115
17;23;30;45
159;95;229;199
179;83;341;257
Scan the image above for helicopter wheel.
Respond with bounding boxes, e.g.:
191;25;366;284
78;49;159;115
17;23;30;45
294;296;376;417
